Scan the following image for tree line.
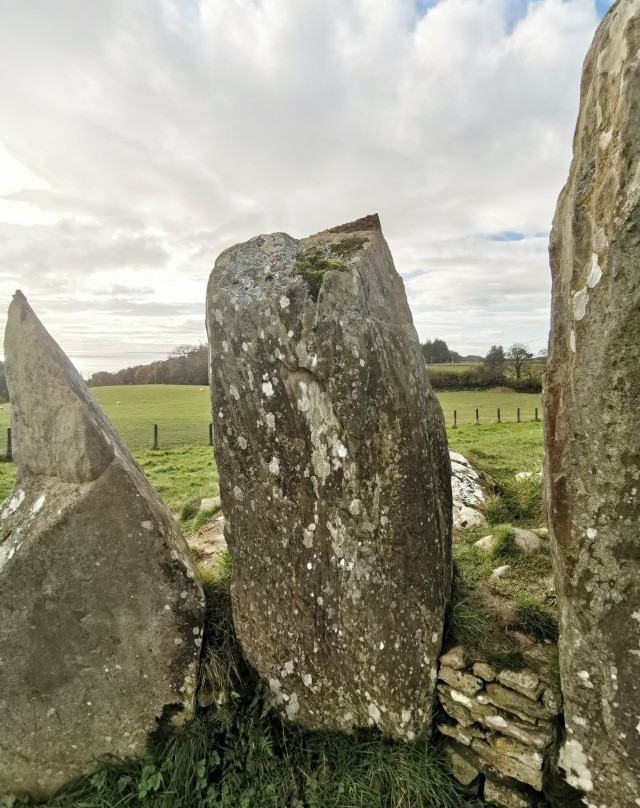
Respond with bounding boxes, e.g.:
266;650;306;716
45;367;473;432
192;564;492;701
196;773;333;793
88;344;209;388
422;339;543;392
0;339;542;399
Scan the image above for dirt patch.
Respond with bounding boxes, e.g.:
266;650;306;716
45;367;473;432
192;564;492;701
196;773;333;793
189;515;226;564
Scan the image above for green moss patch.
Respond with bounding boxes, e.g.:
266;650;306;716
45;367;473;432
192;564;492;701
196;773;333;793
293;246;350;301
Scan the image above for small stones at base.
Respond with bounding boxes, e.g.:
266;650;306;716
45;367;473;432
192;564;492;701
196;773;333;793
438;666;483;696
444;743;481;787
440;645;471;670
436;644;561;801
484;777;537;808
474;534;496;552
490;564;511;581
473;662;496;682
512;529;541;555
496;670;541;699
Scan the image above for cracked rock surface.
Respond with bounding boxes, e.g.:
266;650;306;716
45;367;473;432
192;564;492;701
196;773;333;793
544;1;640;804
206;214;452;739
0;293;204;799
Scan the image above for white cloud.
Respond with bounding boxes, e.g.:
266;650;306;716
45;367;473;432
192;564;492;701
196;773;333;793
0;0;603;372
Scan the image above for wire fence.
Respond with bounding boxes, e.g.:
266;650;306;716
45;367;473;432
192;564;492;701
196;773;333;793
446;406;542;429
2;406;542;460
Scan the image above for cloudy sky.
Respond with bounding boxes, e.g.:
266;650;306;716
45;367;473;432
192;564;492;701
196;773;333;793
0;0;615;376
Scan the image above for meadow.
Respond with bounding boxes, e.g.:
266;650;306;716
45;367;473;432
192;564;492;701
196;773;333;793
0;384;543;514
0;384;542;454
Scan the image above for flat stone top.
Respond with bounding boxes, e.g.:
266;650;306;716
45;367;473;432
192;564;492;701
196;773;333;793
321;213;381;235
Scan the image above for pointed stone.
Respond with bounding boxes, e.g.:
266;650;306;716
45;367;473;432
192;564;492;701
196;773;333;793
0;293;204;798
206;216;452;739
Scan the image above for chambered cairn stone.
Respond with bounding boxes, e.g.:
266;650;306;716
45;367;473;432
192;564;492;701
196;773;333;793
0;293;204;798
544;1;640;804
206;214;452;739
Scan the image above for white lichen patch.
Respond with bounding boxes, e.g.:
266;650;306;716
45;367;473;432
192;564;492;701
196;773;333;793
587;527;598;540
30;494;46;515
577;670;594;689
587;254;602;288
286;692;299;719
559;738;593;792
2;489;25;518
262;381;274;398
573;287;589;320
570;330;576;353
279;296;290;310
233;486;244;502
599;130;613;150
368;702;381;723
303;524;315;548
450;689;472;708
295;378;349;486
230;385;240;400
268;456;280;475
140;520;153;531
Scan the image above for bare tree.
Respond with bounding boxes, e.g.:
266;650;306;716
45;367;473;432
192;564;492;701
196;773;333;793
507;343;533;379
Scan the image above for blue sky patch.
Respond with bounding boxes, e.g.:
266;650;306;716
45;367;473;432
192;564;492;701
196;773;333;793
489;231;525;242
596;0;616;17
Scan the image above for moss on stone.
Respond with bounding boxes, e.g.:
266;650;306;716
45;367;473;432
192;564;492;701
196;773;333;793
293;247;349;301
293;236;367;301
328;235;368;260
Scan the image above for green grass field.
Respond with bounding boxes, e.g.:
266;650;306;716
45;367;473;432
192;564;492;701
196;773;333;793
0;384;542;452
437;390;540;427
426;362;477;373
0;385;544;517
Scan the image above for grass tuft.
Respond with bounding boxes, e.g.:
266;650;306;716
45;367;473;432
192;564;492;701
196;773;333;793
490;524;519;561
293;247;350;301
514;597;559;643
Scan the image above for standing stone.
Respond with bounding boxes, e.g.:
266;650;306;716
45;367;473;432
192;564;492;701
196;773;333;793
0;293;204;798
206;214;452;739
544;1;640;803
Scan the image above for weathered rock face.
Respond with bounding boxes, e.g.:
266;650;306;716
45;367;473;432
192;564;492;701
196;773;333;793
206;214;452;739
0;293;204;798
544;1;640;803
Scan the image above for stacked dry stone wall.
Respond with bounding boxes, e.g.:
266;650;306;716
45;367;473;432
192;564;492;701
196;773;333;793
437;646;562;808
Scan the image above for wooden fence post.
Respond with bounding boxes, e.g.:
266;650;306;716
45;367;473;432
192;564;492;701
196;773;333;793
209;423;213;446
6;427;11;462
497;408;501;424
153;424;159;450
475;408;479;426
453;410;457;429
535;408;539;422
517;407;521;423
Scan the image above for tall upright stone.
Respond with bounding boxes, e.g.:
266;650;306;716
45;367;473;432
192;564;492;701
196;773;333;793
206;214;452;739
544;2;640;803
0;293;204;798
